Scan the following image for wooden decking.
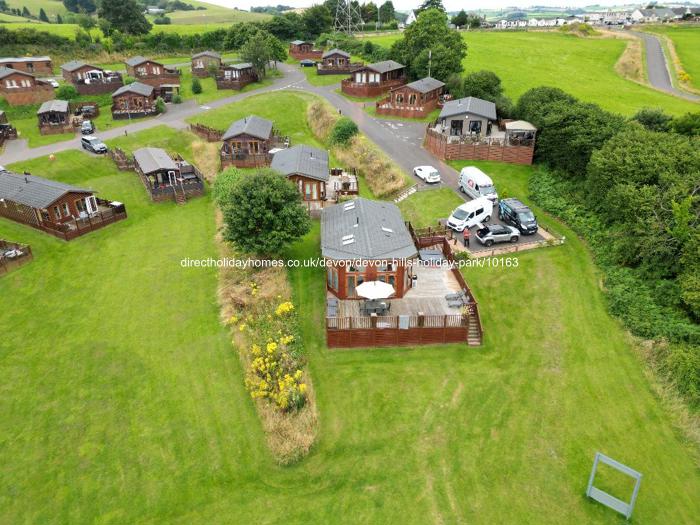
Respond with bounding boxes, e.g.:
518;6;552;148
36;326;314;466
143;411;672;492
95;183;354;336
334;265;462;318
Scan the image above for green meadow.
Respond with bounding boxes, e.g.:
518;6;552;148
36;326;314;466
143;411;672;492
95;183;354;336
0;93;698;522
364;31;700;115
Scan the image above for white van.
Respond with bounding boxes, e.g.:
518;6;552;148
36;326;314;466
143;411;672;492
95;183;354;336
446;197;493;232
458;166;498;202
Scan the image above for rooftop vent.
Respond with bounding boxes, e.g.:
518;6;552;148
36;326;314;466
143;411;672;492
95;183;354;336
342;234;355;246
381;226;393;234
343;201;356;211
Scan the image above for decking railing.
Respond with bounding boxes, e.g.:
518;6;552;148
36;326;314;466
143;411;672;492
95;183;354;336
326;225;483;348
0;240;32;275
37;200;127;241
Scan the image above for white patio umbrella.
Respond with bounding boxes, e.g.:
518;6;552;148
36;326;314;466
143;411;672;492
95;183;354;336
356;280;395;300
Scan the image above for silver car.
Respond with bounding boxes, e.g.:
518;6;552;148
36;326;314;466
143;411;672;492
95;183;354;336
475;224;519;246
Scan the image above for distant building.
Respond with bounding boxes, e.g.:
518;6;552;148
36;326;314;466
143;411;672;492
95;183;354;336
405;10;417;25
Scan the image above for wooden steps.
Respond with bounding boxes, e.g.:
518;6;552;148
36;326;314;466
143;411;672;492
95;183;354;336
467;315;482;346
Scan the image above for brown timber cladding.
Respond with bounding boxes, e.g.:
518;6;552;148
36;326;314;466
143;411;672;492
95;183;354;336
423;128;534;165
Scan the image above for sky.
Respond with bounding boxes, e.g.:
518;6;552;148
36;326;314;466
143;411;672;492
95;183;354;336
208;1;637;12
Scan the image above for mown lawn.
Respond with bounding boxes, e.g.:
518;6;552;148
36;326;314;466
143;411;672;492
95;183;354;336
300;66;345;87
0;111;698;523
186;90;325;151
642;24;700;91
364;31;700;115
397;186;463;227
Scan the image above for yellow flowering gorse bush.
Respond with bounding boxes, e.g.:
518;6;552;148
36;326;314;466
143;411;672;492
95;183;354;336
238;300;307;412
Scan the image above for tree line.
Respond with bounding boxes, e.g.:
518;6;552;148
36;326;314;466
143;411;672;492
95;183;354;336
517;87;700;405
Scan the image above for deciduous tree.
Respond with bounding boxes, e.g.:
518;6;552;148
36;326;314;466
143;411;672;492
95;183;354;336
98;0;151;35
220;170;311;255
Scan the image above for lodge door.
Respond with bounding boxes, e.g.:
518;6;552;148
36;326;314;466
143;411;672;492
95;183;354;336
450;120;463;136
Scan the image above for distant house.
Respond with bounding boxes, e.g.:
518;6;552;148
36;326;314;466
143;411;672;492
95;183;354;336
0;169;126;240
37;100;72;135
220;115;282;169
111;82;157;119
271;144;330;208
0;56;53;76
376;76;444;119
317;49;362;75
341;60;407;98
216;63;258;90
0;67;54;106
124;56;181;101
289;40;323;60
405;10;417;25
133;147;204;204
60;60;123;95
191;50;221;78
631;8;676;23
435;96;497;137
145;6;165;15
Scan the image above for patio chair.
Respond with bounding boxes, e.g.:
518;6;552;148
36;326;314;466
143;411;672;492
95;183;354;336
445;292;461;301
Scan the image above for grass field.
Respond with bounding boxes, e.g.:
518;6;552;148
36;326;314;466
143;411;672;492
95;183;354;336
0;118;699;521
5;0;66;18
397;186;463;227
151;0;270;24
300;66;345;87
186;90;325;150
642;25;700;91
364;31;700;115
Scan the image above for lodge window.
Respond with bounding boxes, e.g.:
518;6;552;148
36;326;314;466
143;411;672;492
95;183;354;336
62;203;70;217
53;206;61;220
75;199;86;213
327;267;338;291
250;141;259;154
136;67;146;75
408;94;417;105
396;93;404;104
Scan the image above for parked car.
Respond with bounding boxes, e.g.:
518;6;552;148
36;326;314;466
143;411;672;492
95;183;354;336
413;165;441;184
81;135;107;154
47;79;59;88
475;224;519;246
459;166;498;202
300;59;316;67
446;197;493;232
498;198;538;235
81;120;95;135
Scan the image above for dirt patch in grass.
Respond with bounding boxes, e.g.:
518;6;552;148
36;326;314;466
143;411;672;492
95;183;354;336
191;140;220;183
215;211;318;465
613;32;646;84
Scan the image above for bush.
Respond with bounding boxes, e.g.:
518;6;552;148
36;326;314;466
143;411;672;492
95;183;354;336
55;84;79;100
171;94;182;104
529;168;700;406
155;96;166;114
153;16;171;25
631;107;672;132
328;117;358;147
191;76;202;94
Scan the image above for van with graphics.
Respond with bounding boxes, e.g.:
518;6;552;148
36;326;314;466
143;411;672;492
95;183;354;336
458;166;498;202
